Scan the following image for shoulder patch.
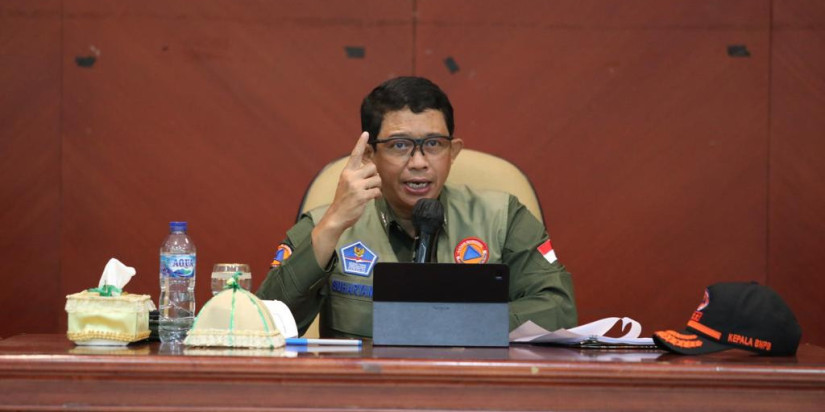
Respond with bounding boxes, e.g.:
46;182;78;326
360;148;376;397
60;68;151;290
271;244;293;268
340;241;378;276
537;239;557;264
454;237;489;264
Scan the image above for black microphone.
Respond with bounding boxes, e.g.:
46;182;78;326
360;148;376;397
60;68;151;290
412;198;444;263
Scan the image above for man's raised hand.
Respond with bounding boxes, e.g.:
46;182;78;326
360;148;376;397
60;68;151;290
310;132;383;267
326;132;382;229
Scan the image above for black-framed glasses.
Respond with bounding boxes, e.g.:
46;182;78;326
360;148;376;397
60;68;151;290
372;135;454;158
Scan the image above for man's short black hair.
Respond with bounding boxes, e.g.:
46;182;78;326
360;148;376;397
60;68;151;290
360;76;454;144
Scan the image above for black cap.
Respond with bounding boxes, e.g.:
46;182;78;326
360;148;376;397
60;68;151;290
653;282;802;356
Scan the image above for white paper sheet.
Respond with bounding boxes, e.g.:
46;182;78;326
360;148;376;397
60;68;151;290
509;317;655;346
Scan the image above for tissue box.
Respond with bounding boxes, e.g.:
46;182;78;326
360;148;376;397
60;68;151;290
65;291;156;345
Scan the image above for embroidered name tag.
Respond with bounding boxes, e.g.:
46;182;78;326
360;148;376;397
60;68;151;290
340;241;378;276
331;279;374;298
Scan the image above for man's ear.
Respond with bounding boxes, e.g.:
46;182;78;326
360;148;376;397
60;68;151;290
449;138;464;163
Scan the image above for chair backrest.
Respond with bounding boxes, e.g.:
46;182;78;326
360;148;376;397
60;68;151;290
298;149;544;223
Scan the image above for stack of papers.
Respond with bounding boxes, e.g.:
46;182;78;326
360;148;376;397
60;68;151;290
509;317;656;348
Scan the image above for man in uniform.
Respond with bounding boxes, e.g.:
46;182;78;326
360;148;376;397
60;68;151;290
257;76;577;338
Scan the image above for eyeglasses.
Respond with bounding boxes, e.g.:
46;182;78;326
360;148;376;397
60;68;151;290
372;135;454;159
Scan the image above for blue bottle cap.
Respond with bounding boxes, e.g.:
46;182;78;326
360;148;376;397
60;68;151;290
169;221;187;232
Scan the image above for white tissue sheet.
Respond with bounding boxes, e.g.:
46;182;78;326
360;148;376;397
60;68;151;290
262;300;299;338
99;258;136;290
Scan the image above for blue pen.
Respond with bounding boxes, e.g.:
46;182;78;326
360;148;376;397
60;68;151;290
285;338;362;346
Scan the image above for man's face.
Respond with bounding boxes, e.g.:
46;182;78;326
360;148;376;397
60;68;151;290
366;108;463;219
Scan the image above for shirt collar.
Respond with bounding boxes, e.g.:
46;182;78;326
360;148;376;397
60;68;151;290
375;185;452;236
375;196;394;235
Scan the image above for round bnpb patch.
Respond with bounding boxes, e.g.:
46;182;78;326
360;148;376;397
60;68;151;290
270;244;293;268
454;237;489;264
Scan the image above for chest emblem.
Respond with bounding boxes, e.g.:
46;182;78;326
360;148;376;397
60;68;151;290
340;241;378;276
454;237;489;264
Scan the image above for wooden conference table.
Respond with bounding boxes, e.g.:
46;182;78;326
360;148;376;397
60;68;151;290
1;334;823;411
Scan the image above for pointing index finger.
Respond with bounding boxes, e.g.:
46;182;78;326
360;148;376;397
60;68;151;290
346;132;370;169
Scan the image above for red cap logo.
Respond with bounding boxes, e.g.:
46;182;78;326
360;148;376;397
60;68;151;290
696;289;710;312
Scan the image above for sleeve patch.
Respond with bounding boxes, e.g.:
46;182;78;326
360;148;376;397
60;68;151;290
270;244;293;268
537;239;557;264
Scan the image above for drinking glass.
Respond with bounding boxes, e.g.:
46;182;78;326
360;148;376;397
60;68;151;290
211;263;252;295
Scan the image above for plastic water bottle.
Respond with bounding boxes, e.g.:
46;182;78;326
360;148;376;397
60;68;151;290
159;221;196;343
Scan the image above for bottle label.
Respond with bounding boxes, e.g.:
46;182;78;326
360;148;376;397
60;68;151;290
161;254;196;278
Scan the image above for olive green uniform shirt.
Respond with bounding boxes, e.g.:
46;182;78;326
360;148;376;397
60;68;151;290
257;185;577;338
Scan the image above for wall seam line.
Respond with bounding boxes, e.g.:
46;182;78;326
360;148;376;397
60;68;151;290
58;0;66;331
412;0;418;75
765;0;774;288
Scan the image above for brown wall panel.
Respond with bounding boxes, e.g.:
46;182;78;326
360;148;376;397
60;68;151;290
774;0;825;29
769;1;825;346
416;0;770;28
417;0;771;335
58;0;413;331
0;1;62;338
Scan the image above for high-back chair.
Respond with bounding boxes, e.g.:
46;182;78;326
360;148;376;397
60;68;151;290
299;149;543;222
296;148;544;337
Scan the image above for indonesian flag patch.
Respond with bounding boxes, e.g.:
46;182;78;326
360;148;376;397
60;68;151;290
537;240;557;264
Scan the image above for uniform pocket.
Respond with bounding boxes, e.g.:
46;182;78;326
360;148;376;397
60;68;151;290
328;294;373;337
